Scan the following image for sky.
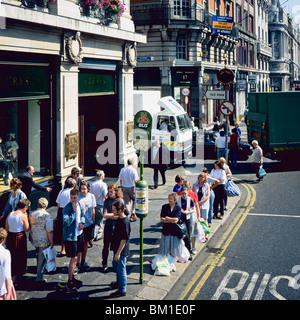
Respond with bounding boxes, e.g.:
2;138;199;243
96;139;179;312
283;0;300;25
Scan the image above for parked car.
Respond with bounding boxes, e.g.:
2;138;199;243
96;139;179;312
202;131;252;160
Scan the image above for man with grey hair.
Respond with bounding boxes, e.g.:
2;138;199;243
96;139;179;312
251;140;263;182
119;158;139;222
90;170;107;241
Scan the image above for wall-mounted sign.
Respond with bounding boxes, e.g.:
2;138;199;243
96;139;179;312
212;15;233;35
65;132;79;160
217;68;235;85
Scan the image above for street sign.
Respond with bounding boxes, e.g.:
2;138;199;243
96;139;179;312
205;90;226;100
217;68;235;85
248;75;257;84
212;15;233;35
181;87;190;96
220;101;235;116
133;110;152;151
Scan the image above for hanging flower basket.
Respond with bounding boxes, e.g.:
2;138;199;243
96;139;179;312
36;0;55;8
80;0;100;17
100;0;124;18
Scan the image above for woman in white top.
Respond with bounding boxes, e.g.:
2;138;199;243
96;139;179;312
0;227;16;300
210;161;227;220
54;177;76;256
5;198;30;283
193;173;210;241
219;157;232;211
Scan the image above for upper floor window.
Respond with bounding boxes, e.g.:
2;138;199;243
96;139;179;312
249;15;254;33
174;0;190;18
236;5;242;24
176;34;188;60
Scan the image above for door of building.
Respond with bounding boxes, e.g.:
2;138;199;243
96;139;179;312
79;94;119;177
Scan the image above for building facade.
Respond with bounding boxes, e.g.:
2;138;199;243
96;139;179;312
0;0;146;202
131;0;238;128
268;0;300;91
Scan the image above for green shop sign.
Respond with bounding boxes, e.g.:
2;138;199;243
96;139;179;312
0;65;49;99
78;73;115;95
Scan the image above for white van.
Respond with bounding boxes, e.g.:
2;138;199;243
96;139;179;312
133;91;193;164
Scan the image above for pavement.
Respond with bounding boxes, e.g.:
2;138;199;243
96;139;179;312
15;123;247;301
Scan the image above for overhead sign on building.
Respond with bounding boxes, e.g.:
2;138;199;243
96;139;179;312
212;15;233;35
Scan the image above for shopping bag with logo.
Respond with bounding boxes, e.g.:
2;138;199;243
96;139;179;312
154;255;171;276
258;166;267;178
200;218;211;235
225;179;240;197
42;247;57;273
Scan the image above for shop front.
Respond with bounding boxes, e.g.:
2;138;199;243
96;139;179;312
78;60;119;177
0;61;54;180
0;56;56;210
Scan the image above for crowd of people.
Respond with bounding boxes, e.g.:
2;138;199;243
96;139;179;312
156;156;233;267
0;122;263;299
0;166;131;299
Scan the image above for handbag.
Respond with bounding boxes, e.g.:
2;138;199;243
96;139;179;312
258;166;267;178
225;179;240;197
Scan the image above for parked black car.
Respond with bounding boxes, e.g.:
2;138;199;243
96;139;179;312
202;131;252;160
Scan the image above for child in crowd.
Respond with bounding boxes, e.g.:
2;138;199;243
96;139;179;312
173;175;184;195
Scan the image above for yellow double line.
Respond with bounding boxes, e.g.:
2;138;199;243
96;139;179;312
178;179;256;300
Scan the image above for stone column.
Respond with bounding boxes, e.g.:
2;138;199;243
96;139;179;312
56;62;79;182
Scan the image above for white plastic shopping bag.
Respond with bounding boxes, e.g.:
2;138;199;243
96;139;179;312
43;247;57;273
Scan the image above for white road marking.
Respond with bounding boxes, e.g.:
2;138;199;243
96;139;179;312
248;213;300;218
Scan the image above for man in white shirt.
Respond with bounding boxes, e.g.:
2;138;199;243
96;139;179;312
90;170;108;241
215;130;226;159
159;119;169;131
119;158;139;222
252;140;263;182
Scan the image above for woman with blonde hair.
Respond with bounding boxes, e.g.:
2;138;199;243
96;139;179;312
219;157;232;210
193;173;210;240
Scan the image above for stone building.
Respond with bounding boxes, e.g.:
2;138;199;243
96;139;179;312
0;0;145;205
268;0;300;91
131;0;238;128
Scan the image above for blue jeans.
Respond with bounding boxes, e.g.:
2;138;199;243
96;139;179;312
229;146;238;165
112;254;127;293
208;189;215;225
217;148;226;160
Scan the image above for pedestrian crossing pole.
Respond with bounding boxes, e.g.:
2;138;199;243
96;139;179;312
135;151;148;284
133;110;152;284
217;62;235;164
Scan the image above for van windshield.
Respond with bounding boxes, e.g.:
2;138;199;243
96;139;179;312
177;114;192;131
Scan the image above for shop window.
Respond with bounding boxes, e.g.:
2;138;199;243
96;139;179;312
0;99;51;176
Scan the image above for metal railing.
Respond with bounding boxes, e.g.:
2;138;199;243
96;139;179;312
131;5;213;28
